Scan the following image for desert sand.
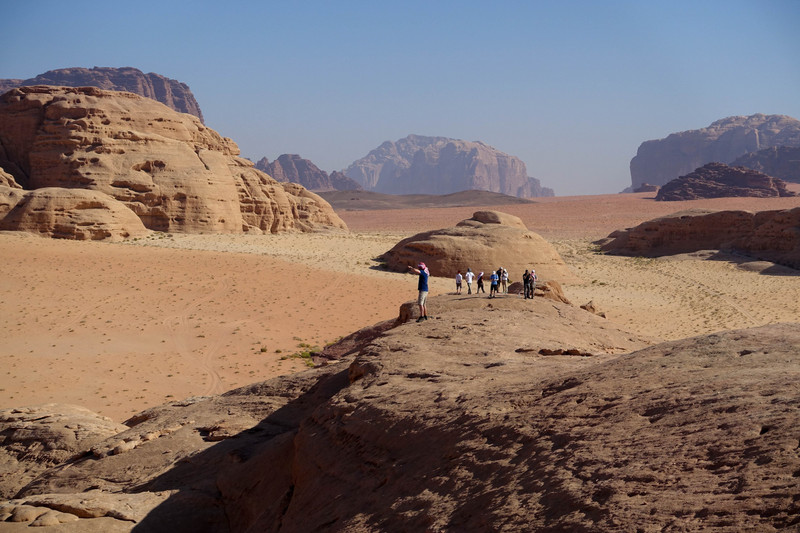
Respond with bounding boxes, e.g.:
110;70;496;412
2;191;799;422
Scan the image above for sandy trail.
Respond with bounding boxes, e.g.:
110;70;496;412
1;192;798;422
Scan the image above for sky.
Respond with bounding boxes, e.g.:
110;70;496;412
2;1;799;195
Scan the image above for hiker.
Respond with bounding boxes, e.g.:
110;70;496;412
501;268;509;293
530;268;537;296
489;270;500;298
408;262;430;322
455;270;463;294
523;269;532;299
465;268;475;294
476;271;485;293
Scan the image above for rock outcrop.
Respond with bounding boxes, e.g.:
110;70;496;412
343;134;554;198
255;155;362;192
655;162;796;201
380;210;577;283
596;206;800;269
0;188;149;241
0;86;346;236
630;114;800;189
732;145;800;183
2;294;799;531
0;67;204;123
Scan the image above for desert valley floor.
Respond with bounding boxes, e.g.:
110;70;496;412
2;191;800;422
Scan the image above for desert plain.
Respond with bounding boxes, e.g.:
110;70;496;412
1;190;800;423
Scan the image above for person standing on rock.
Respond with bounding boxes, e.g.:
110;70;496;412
490;270;500;298
523;269;532;299
476;271;485;293
408;262;430;322
465;268;475;294
455;270;463;294
530;268;537;296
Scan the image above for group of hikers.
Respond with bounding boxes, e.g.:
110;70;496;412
409;262;538;322
455;267;537;298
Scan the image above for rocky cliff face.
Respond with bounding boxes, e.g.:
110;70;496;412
344;134;554;197
0;67;205;123
732;145;800;183
0;86;346;236
630;114;800;189
655;162;796;201
255;155;362;191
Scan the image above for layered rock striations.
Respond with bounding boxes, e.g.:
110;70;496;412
732;145;800;183
255;154;362;192
597;206;800;269
344;134;554;197
0;86;346;236
630;114;800;189
0;67;204;123
381;210;577;283
1;294;799;531
655;162;796;201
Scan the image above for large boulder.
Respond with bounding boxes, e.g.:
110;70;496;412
597;207;800;270
380;210;578;283
0;86;346;234
0;66;204;122
0;188;149;241
630;114;800;189
0;404;127;499
343;134;554;198
655;162;796;201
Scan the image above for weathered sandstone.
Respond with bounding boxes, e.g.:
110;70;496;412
733;145;800;183
0;67;204;122
597;206;800;269
344;134;554;197
0;188;149;241
655;162;796;201
0;86;346;235
255;155;362;191
1;295;799;531
630;114;800;189
380;210;578;283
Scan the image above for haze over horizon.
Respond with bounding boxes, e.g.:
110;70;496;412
2;1;799;196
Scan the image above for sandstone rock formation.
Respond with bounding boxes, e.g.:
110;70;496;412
0;168;19;189
255;155;362;191
632;182;659;193
0;404;127;499
0;188;149;241
0;86;346;236
0;67;204;122
380;210;577;283
343;134;554;197
2;294;799;531
596;206;800;269
630;114;800;189
655;162;796;201
732;145;800;183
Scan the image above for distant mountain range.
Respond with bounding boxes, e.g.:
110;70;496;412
630;114;800;189
0;66;204;122
255;155;362;192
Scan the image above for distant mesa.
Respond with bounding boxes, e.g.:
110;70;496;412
732;145;800;184
0;66;205;122
343;134;554;198
597;206;800;270
655;162;796;201
630;114;800;190
318;189;534;211
255;154;362;192
0;86;346;238
380;210;577;283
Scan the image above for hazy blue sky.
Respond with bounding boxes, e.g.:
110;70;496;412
3;1;799;195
